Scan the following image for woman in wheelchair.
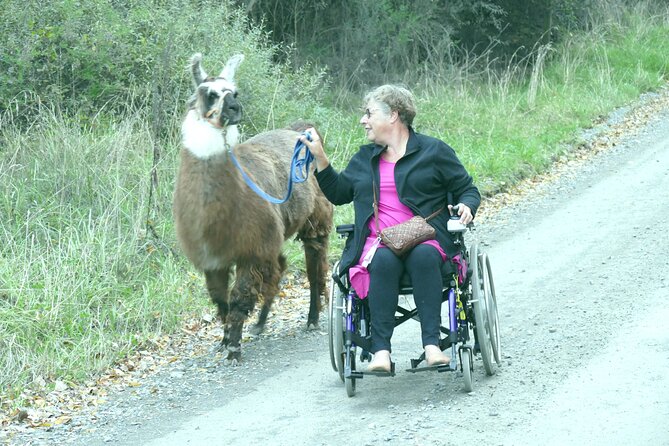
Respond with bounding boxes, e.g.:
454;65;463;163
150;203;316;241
300;84;480;374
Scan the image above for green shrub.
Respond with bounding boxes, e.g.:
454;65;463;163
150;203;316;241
0;0;327;135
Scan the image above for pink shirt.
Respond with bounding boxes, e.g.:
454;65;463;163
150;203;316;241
349;158;446;298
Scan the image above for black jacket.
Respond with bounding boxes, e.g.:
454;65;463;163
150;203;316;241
316;128;481;273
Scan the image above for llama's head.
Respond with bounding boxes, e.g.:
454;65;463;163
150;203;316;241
189;53;244;129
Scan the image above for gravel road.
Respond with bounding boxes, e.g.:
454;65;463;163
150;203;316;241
5;92;669;446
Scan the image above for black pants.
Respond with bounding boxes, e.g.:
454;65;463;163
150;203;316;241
366;244;444;353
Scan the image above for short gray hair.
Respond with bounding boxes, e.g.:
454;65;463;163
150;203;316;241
363;84;416;127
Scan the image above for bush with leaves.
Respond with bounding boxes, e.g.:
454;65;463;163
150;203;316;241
0;0;327;134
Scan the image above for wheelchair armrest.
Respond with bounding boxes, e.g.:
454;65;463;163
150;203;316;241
335;224;355;237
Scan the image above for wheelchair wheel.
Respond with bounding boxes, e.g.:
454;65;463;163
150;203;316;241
461;348;473;392
483;253;502;365
328;262;345;382
470;243;496;376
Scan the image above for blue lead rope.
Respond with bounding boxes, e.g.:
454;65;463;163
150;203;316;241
228;131;314;204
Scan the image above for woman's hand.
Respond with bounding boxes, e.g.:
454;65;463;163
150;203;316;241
299;127;330;172
449;203;473;225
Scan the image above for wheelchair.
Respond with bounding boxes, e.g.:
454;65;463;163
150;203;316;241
327;208;501;396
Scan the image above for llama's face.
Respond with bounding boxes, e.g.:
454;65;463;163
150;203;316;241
190;54;244;129
195;78;242;128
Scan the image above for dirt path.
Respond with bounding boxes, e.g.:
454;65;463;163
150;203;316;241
4;90;669;446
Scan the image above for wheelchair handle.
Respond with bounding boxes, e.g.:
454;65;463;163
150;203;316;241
449;204;460;218
336;224;355;237
447;204;475;234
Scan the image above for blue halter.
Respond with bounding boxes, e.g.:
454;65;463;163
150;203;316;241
228;131;315;204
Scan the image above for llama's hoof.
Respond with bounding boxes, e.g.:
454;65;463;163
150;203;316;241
306;321;319;331
224;357;241;367
249;323;264;336
223;347;242;366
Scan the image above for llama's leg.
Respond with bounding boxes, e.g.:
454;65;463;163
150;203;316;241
302;234;329;330
250;255;286;335
317;234;330;302
224;264;262;365
298;197;332;330
205;268;231;350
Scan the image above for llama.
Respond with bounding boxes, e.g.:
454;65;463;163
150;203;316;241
173;53;333;364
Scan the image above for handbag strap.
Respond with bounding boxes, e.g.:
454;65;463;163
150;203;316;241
372;180;445;236
373;185;381;236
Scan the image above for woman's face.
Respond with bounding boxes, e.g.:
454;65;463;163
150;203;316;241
360;101;391;144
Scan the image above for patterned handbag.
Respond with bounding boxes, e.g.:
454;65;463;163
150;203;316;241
379;215;438;257
373;187;444;257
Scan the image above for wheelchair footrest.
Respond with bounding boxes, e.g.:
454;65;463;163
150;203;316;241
347;362;396;378
405;363;455;373
357;370;396;378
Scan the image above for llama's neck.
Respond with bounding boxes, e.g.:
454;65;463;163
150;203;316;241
181;110;240;159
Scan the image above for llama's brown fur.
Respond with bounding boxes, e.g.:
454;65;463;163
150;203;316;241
173;54;333;364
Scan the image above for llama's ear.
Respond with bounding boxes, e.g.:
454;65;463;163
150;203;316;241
190;53;208;86
219;54;244;82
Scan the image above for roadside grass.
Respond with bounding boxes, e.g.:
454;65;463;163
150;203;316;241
0;106;205;407
1;3;668;413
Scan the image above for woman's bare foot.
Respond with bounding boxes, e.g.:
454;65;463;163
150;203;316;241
425;344;450;366
367;350;392;372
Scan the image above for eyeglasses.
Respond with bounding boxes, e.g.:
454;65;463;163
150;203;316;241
363;108;381;119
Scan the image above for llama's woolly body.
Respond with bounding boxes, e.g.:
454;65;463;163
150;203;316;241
175;128;320;271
